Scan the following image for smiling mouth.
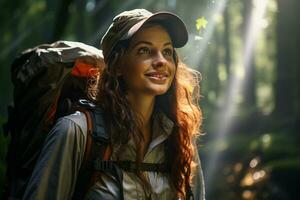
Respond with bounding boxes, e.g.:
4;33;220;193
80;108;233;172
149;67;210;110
144;72;169;80
144;72;170;84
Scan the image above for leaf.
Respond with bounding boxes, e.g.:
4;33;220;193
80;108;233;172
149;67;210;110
196;17;208;31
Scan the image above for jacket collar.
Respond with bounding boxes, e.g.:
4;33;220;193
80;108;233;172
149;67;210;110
153;111;174;137
147;111;174;152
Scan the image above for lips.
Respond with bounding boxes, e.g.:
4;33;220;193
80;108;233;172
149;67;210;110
144;71;170;84
144;72;169;78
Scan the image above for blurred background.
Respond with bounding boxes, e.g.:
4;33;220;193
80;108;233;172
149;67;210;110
0;0;299;199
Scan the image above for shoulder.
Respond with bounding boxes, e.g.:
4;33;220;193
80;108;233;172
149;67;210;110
64;111;87;128
41;111;89;152
54;111;88;136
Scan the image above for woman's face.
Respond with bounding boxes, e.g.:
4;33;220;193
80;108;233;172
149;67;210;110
118;24;176;97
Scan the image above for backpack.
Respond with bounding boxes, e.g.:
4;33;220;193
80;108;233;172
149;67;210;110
2;41;111;199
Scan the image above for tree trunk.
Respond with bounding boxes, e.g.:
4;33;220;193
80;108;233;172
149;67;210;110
51;0;74;42
75;0;86;40
274;0;300;126
241;0;256;109
224;3;231;81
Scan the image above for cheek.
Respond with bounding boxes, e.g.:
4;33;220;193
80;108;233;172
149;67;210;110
121;64;145;87
123;58;149;78
125;65;144;79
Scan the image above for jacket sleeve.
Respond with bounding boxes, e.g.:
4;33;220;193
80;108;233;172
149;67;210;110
191;145;206;200
23;114;87;200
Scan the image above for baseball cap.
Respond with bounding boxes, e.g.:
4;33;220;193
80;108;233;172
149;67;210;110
100;9;188;62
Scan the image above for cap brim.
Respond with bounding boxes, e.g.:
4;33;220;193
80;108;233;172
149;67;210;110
123;12;188;48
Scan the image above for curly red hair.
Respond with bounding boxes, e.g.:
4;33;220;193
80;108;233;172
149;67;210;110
156;59;202;197
94;40;202;198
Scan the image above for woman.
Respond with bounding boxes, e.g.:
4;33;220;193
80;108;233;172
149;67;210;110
23;9;205;200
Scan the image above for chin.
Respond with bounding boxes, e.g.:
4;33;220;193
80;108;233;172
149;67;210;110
146;86;170;96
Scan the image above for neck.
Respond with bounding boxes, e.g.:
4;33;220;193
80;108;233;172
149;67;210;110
127;93;155;127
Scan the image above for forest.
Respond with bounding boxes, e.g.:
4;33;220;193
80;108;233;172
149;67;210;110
0;0;299;199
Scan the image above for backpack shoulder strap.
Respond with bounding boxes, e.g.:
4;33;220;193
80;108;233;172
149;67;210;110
72;101;112;199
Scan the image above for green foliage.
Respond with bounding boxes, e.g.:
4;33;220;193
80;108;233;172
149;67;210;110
196;17;208;31
195;17;208;40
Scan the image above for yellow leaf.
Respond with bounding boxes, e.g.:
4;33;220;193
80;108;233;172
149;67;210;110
196;17;208;30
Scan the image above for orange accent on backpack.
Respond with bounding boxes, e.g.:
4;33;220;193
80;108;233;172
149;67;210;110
71;60;99;77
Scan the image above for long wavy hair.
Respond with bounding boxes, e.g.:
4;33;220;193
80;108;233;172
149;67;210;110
95;37;202;198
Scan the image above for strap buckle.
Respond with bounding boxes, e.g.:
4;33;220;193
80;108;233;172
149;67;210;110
117;160;136;172
93;159;114;171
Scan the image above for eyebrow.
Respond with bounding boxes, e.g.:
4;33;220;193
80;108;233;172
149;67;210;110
131;41;172;49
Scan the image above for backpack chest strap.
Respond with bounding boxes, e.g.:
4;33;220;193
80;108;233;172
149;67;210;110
94;160;168;173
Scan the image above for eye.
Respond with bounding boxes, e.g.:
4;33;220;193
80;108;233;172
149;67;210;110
137;47;151;55
162;48;173;57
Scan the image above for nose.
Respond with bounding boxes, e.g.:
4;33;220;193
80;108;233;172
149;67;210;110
152;52;167;69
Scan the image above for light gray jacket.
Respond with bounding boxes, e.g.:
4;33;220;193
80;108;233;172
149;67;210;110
23;111;205;200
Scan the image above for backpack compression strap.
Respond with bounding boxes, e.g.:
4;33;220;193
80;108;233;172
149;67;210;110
93;160;168;172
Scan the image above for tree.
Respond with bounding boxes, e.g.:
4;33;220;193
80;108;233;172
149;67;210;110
274;0;300;130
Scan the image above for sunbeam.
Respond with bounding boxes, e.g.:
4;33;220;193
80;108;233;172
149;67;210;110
204;0;269;193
